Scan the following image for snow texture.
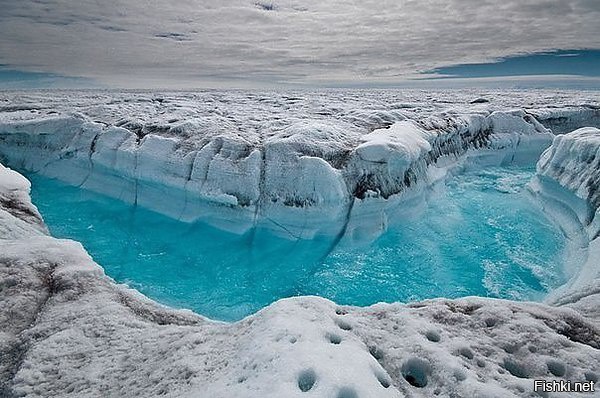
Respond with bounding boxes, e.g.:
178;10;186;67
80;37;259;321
2;89;598;238
1;90;600;397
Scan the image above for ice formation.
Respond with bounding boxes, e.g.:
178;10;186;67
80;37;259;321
531;127;600;319
1;90;600;397
2;90;598;238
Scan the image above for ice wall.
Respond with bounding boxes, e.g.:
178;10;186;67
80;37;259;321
537;127;600;227
0;163;47;239
530;128;600;316
0;106;557;239
531;106;600;135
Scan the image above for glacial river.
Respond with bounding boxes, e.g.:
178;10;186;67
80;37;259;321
29;166;566;321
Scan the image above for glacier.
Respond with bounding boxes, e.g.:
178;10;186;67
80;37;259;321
1;89;600;397
1;90;598;239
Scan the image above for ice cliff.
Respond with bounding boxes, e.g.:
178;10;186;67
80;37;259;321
4;90;598;238
531;127;600;319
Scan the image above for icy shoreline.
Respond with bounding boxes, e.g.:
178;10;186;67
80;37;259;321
3;90;597;238
1;91;600;397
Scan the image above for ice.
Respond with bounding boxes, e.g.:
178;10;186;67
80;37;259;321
0;163;47;239
530;127;600;317
537;127;600;222
1;90;600;397
529;107;600;135
2;89;595;238
356;121;431;165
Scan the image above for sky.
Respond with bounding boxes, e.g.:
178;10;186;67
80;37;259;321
0;0;599;89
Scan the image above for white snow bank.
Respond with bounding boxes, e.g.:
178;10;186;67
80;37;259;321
356;121;432;166
0;164;47;239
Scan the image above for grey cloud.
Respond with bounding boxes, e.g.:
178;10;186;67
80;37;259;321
0;0;598;87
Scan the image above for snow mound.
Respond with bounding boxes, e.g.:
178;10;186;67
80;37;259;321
0;164;47;239
356;121;432;165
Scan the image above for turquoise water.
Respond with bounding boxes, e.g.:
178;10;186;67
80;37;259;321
28;167;566;321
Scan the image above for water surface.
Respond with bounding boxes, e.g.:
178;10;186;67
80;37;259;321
28;166;566;321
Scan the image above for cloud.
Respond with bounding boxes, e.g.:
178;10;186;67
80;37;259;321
0;0;598;87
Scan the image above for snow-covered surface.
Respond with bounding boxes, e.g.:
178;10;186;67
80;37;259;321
2;89;598;238
1;90;600;397
0;163;47;240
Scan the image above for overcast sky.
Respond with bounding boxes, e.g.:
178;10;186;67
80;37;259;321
1;0;599;88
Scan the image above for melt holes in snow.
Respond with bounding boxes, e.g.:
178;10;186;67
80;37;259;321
401;358;431;388
374;369;391;388
425;330;441;342
546;360;566;377
336;386;358;398
327;332;342;344
335;318;352;331
297;368;317;392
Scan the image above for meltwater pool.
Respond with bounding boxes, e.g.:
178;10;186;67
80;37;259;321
28;167;566;321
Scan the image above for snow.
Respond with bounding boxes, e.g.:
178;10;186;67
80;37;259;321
0;164;47;240
3;89;597;238
1;90;600;397
356;121;431;166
